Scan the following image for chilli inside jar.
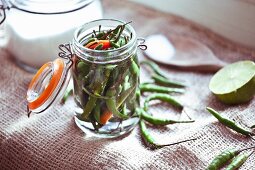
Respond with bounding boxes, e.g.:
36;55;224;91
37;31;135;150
72;19;140;136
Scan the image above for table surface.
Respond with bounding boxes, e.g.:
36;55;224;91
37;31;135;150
1;0;255;169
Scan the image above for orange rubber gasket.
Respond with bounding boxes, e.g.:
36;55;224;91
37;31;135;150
28;58;64;110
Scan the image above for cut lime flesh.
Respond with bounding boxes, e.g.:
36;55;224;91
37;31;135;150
209;60;255;104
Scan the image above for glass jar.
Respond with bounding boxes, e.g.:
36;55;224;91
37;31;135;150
0;0;102;72
72;19;140;137
26;19;145;138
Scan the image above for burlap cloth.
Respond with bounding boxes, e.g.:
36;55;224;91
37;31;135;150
0;1;255;169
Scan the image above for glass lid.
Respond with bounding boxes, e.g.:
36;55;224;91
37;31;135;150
9;0;94;14
27;58;72;116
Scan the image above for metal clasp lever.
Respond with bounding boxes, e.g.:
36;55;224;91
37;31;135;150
0;0;10;25
137;38;147;50
58;43;73;59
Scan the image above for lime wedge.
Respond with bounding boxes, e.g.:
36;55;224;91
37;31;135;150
209;60;255;104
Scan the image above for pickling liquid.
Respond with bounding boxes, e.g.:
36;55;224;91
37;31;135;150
72;53;140;137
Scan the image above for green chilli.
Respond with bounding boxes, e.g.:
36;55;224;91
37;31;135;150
105;87;129;119
116;85;136;109
110;41;120;48
144;93;183;111
225;152;253;170
61;83;73;104
106;98;129;119
206;146;255;170
130;58;140;75
77;61;90;77
140;60;167;78
93;101;101;124
96;32;105;39
140;83;185;94
206;107;254;136
113;25;122;34
84;38;97;46
114;24;125;43
139;120;197;149
80;96;97;120
151;74;186;88
139;120;158;149
135;89;141;106
206;149;236;170
140;109;194;126
89;66;112;97
95;43;103;50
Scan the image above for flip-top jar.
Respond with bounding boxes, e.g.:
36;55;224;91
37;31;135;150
0;0;102;72
72;19;140;137
27;19;143;138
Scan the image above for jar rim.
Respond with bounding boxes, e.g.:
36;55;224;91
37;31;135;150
9;0;94;14
72;19;137;64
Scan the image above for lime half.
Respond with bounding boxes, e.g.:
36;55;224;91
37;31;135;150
209;60;255;104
